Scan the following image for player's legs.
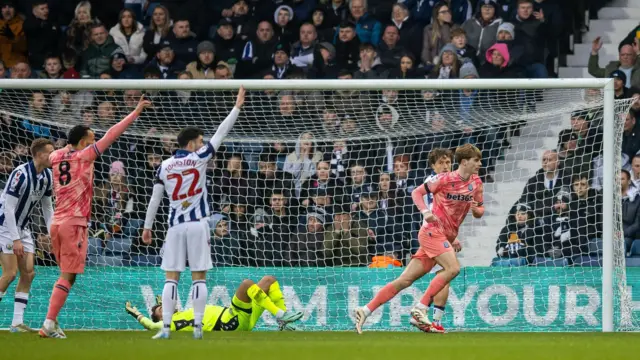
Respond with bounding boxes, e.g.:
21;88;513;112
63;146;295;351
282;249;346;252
259;275;286;311
158;224;186;338
41;223;87;338
431;269;450;328
186;219;212;339
411;251;460;328
12;251;35;329
0;253;18;301
355;257;432;334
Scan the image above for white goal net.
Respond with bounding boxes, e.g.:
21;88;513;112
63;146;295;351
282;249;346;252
0;79;637;332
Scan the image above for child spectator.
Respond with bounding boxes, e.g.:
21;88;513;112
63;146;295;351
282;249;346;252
496;204;537;263
449;28;479;67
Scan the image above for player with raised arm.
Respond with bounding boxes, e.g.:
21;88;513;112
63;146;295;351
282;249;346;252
142;86;299;340
353;148;460;334
125;275;303;332
0;139;55;332
39;96;152;339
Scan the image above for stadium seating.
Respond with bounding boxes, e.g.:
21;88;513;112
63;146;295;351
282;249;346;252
491;257;527;267
532;257;570;267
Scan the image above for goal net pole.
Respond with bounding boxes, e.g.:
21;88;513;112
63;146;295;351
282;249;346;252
602;78;615;333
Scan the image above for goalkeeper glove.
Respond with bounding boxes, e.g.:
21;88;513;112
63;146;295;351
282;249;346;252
155;295;162;305
125;301;143;320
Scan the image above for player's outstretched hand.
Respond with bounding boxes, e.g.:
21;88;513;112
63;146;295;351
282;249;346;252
142;229;153;245
134;95;153;114
235;86;246;109
125;301;143;320
423;212;438;223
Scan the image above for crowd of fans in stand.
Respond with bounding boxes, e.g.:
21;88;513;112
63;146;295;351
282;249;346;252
1;0;633;268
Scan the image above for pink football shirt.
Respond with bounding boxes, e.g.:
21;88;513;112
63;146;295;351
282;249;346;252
49;144;101;225
424;171;484;239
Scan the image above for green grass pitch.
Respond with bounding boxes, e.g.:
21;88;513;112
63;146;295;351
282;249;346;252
2;331;640;360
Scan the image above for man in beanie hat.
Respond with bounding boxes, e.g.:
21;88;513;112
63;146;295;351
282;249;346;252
324;203;369;266
610;69;632;100
461;0;502;62
292;208;326;267
495;202;537;264
186;40;216;79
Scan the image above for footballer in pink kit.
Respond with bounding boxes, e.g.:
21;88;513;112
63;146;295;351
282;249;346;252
354;144;484;334
39;96;152;338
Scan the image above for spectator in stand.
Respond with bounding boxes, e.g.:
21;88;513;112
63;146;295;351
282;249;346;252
388;54;423;79
38;54;63;79
214;61;234;79
250;153;294;207
186;40;216;79
479;43;523;79
309;41;338;79
80;23;122;78
62;49;80;79
405;0;470;27
273;4;296;47
428;44;461;79
0;59;5;78
354;186;398;256
142;5;171;59
450;28;479;67
110;52;140;79
148;45;184;79
355;42;382;79
109;8;147;66
291;210;326;267
271;42;298;79
378;25;405;72
324;204;369;266
311;6;335;42
345;162;369;207
512;0;548;79
515;149;568;220
284;131;324;197
391;3;422;61
250;190;294;267
611;70;632;100
631;155;640;190
212;19;241;73
210;214;241;267
291;23;317;69
63;1;96;57
421;2;458;66
462;0;502;64
621;169;640;255
495;203;537;264
0;0;27;69
236;21;276;79
622;110;640;161
342;0;380;46
334;21;360;72
324;0;349;28
166;17;198;65
0;151;14;188
540;190;586;263
228;0;254;42
589;38;640;89
23;0;60;72
570;173;602;246
301;159;343;203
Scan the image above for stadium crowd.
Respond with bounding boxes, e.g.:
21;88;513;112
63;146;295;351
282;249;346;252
0;0;637;268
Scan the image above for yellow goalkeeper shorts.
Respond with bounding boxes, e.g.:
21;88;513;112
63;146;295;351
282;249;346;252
218;295;265;331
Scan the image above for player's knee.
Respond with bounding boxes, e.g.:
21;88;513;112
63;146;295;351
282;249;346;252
20;268;35;283
395;276;414;290
1;270;17;284
447;265;461;279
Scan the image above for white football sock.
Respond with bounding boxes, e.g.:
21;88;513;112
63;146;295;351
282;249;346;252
432;306;445;324
162;280;178;335
12;292;28;326
192;281;207;330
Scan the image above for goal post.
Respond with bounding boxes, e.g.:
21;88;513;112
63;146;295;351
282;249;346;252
0;78;635;332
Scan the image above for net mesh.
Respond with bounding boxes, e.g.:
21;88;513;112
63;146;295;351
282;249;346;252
0;81;636;331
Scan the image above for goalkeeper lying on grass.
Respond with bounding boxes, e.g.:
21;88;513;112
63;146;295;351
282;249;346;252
126;276;303;332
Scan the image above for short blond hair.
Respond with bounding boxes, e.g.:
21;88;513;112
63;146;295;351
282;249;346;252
455;144;481;164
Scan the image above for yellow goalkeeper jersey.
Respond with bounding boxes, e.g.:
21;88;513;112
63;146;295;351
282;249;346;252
138;305;224;332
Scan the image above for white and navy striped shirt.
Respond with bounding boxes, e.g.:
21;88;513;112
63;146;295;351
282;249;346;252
0;161;53;239
155;145;213;228
423;172;436;211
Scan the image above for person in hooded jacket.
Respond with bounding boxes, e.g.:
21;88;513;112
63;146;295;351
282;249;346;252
496;203;539;264
462;0;502;62
273;4;297;46
284;131;324;198
311;6;335;42
185;40;216;79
